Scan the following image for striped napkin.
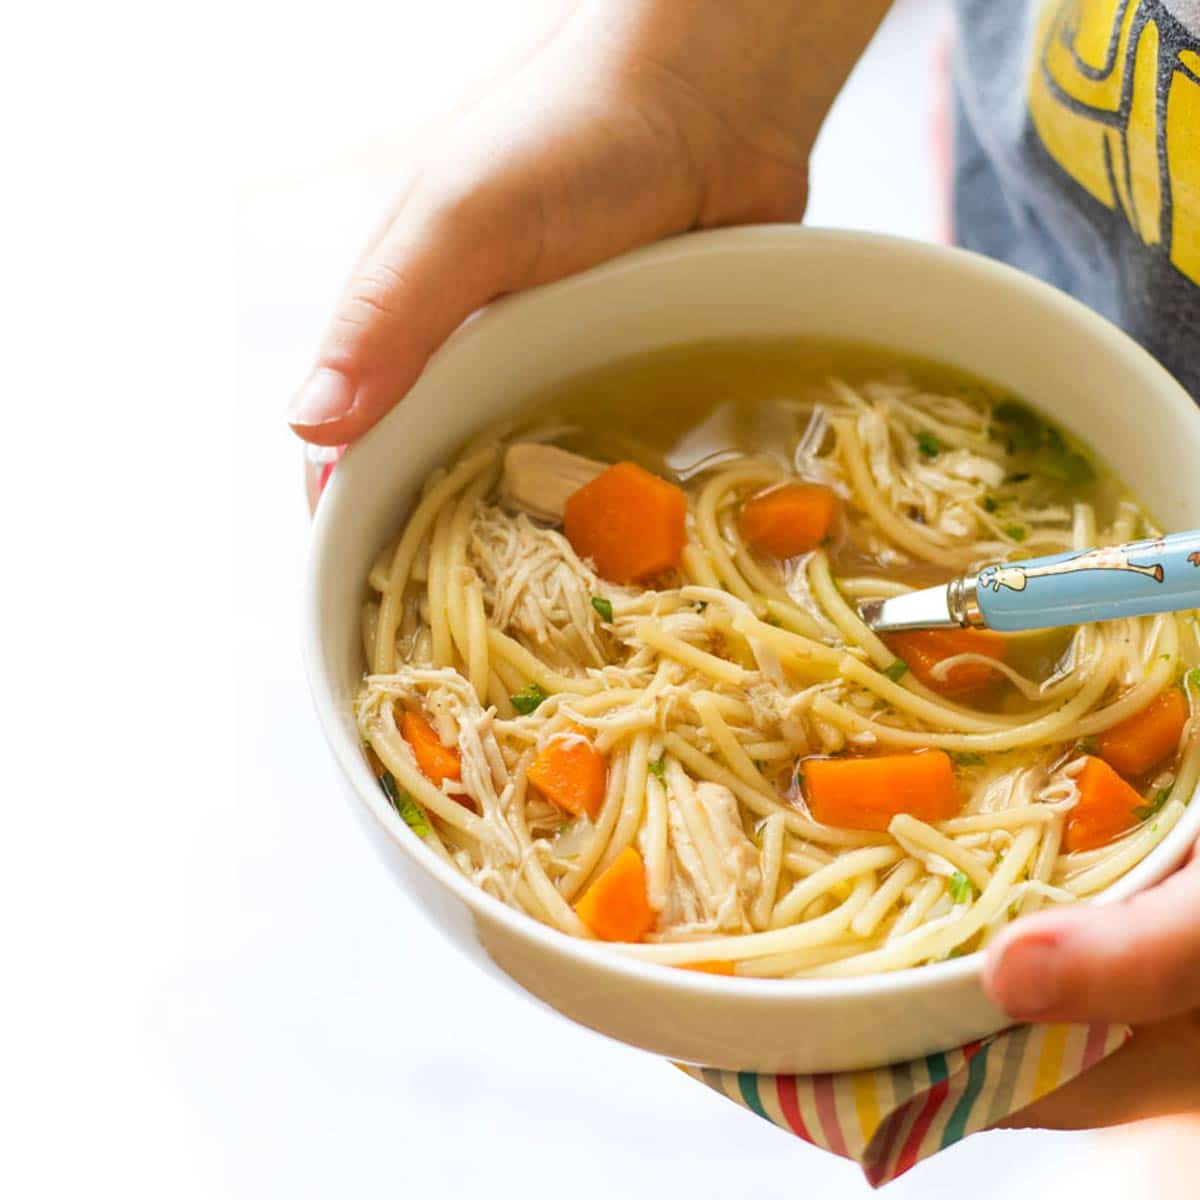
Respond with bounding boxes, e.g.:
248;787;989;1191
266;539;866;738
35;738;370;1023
308;454;1129;1185
678;1022;1131;1187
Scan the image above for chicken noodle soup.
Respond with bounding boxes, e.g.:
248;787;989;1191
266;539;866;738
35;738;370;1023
354;339;1200;977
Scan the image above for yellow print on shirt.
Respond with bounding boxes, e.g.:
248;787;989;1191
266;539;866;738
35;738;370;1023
1029;0;1200;283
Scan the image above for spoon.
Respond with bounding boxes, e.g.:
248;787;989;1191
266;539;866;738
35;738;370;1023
860;530;1200;634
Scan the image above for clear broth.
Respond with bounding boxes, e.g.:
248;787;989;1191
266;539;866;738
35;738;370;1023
517;337;1137;711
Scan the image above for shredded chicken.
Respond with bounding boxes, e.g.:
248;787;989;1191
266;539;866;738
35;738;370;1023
840;382;1076;560
657;764;761;936
356;667;525;891
501;442;603;522
350;372;1191;965
471;505;622;670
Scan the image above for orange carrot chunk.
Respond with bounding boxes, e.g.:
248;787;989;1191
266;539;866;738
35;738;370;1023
678;960;736;976
884;628;1007;697
739;482;838;559
804;751;960;832
563;461;687;583
527;732;608;819
1065;757;1145;852
401;710;462;787
1097;688;1189;778
574;847;655;942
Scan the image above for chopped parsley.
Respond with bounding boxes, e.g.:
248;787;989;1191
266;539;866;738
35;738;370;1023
883;659;909;682
1075;735;1100;756
1004;472;1032;484
510;682;549;714
1133;785;1173;823
1033;443;1095;485
379;771;431;837
1004;524;1028;543
378;769;401;805
982;495;1002;514
648;758;666;782
951;752;987;767
991;400;1094;482
992;401;1045;453
916;430;944;459
948;870;976;904
590;595;614;623
1186;667;1200;690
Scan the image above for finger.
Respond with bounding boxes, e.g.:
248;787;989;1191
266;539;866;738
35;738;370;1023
983;839;1200;1024
285;164;543;445
286;125;703;447
285;24;746;447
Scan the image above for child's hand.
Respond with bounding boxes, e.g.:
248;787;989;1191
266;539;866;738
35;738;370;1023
986;837;1200;1025
287;0;890;445
986;836;1200;1128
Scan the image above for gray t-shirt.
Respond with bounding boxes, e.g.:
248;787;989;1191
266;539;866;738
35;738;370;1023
952;0;1199;397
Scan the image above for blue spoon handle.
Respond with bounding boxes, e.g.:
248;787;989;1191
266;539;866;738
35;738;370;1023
973;530;1200;632
861;530;1200;635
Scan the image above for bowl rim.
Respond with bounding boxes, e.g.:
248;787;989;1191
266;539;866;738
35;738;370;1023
303;224;1200;1003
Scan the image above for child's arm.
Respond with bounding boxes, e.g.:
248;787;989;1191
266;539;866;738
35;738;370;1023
286;0;892;445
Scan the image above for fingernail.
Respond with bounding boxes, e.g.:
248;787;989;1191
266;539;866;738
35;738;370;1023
288;367;356;427
988;932;1063;1017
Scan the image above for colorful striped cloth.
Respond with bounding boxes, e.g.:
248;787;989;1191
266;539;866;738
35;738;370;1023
678;1022;1130;1187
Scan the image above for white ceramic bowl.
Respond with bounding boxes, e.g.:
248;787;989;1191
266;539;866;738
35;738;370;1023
304;227;1200;1073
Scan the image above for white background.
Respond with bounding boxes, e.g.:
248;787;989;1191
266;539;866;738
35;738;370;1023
0;0;1186;1195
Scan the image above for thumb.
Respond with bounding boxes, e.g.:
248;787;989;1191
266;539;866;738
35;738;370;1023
285;169;542;447
983;839;1200;1025
283;43;711;448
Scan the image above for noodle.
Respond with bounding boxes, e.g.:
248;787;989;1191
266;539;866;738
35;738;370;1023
375;447;498;672
889;814;992;894
639;771;670;911
559;749;629;900
694;463;780;611
593;732;651;877
352;353;1197;978
771;847;902;927
851;859;922;938
752;813;787;930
